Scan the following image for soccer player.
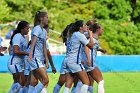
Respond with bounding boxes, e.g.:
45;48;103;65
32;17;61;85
53;24;73;93
27;11;49;93
62;20;93;93
8;21;30;93
83;23;106;93
74;19;97;93
40;24;56;93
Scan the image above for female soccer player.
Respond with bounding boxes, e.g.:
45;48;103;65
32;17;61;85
83;23;106;93
62;20;93;93
74;19;97;93
8;21;30;93
27;11;49;93
40;24;57;93
53;23;73;93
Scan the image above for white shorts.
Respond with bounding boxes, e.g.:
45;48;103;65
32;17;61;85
24;61;30;75
63;62;85;73
8;64;23;74
83;61;96;72
60;62;65;74
28;57;45;71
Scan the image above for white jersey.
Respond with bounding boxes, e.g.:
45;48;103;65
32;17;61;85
82;38;99;66
8;33;28;65
31;25;47;60
64;32;89;64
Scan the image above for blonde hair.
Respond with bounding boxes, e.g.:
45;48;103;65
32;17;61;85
34;11;47;27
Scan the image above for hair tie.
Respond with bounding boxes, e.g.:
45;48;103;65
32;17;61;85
36;11;40;15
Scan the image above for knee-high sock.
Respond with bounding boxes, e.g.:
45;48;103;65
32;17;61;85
33;82;44;93
75;81;83;93
28;85;35;93
18;87;23;93
98;80;104;93
63;87;70;93
53;84;61;93
80;84;88;93
8;82;18;93
11;83;21;93
71;87;76;93
41;88;47;93
88;86;94;93
23;86;29;93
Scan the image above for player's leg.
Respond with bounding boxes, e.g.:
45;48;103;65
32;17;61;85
89;67;104;93
63;73;74;93
33;67;49;93
53;74;66;93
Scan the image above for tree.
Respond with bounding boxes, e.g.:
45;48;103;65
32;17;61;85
0;0;10;22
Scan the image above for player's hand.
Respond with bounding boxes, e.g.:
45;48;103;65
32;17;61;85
28;53;32;62
100;49;107;54
0;46;7;52
87;60;91;67
45;62;49;69
0;53;4;56
52;67;56;74
81;61;84;65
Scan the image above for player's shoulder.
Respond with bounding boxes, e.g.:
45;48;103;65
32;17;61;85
32;25;41;31
74;32;84;38
13;33;22;39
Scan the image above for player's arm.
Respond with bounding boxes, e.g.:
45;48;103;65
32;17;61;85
43;41;49;68
13;35;28;56
28;26;40;61
97;48;107;54
86;30;94;49
84;46;91;66
13;45;28;55
78;31;93;49
47;49;56;74
28;36;37;61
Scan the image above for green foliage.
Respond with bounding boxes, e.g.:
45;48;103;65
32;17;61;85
0;0;10;21
0;0;140;54
94;0;132;21
99;19;140;54
133;0;140;20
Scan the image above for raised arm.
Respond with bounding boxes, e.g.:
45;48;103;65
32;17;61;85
86;30;94;49
84;46;91;66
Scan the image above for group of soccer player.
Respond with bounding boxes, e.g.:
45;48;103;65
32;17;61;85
7;11;106;93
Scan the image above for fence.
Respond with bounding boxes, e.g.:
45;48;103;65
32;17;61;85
0;55;140;72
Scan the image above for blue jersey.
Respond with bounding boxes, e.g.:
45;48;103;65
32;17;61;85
82;38;99;66
31;25;47;60
65;32;89;64
8;33;28;65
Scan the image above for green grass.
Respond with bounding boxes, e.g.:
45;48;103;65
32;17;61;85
0;72;140;93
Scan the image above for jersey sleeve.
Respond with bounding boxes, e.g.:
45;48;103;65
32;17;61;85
32;26;41;37
12;34;21;47
76;32;89;45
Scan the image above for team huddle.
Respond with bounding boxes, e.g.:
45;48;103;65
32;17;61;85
7;11;106;93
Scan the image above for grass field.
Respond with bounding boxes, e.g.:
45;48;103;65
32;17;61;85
0;72;140;93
